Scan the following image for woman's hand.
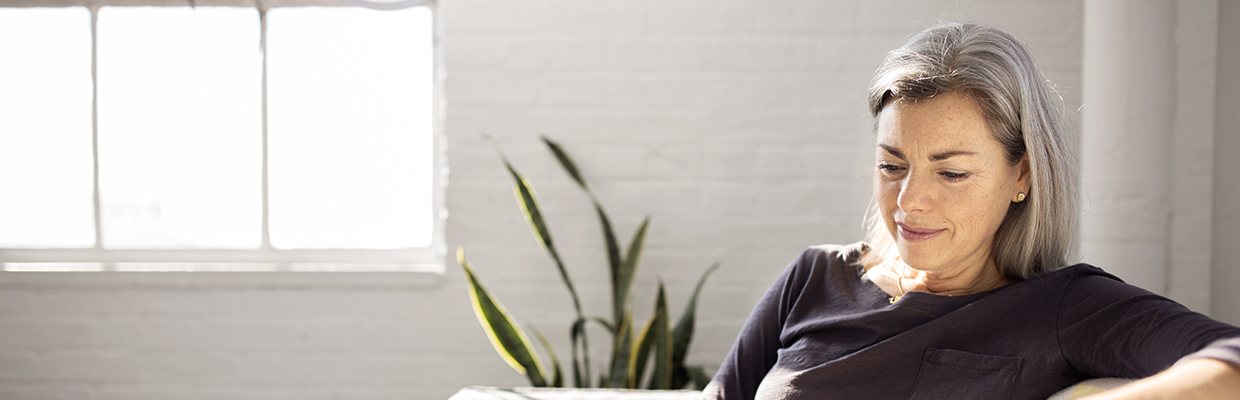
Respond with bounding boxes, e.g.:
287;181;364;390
1082;359;1240;400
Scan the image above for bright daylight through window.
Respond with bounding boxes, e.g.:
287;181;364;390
0;4;437;272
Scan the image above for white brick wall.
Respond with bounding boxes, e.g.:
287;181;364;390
1169;0;1220;314
0;1;1086;399
1211;0;1240;324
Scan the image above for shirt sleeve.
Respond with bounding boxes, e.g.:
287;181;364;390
701;250;814;400
1056;267;1240;379
1178;337;1240;367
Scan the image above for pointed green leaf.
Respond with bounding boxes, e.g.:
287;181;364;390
647;283;673;389
541;135;588;190
511;177;553;255
617;217;650;324
530;325;563;388
540;136;623;327
670;262;720;389
570;317;595;388
594;202;624;326
485;136;553;252
570;318;585;388
577;329;592;389
457;248;547;387
607;311;633;388
485;136;592;388
627;290;668;389
485;135;586;319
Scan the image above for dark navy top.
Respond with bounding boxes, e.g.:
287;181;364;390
703;244;1240;400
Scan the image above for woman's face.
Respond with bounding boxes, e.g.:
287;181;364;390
874;92;1029;276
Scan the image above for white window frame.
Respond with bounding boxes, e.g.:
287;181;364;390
0;0;445;273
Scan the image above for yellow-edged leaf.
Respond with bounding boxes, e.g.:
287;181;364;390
607;310;633;388
594;202;624;326
617;218;649;326
648;283;672;389
485;136;592;388
627;307;658;388
531;325;563;388
458;248;548;387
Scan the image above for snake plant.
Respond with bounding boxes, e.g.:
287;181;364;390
458;135;718;389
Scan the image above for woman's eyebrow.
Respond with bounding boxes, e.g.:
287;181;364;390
878;144;904;159
929;150;976;161
878;144;975;161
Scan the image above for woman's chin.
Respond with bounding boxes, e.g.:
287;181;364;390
895;249;938;272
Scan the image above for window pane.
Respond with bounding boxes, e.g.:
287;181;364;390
267;7;433;249
0;7;95;248
3;263;105;272
97;7;262;249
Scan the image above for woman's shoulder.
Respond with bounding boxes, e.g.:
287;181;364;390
771;242;878;309
1021;263;1123;287
799;242;868;266
1032;263;1182;315
778;242;869;288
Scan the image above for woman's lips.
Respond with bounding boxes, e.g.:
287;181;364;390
898;223;946;242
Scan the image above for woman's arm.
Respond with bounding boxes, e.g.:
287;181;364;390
1083;358;1240;400
1058;272;1240;379
701;252;806;400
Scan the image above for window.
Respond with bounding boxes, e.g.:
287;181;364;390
0;1;441;272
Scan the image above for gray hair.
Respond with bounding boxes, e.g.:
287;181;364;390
860;22;1078;280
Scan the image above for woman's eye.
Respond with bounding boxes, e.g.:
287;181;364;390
941;171;968;180
877;164;904;173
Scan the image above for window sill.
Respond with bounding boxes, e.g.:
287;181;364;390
0;268;444;291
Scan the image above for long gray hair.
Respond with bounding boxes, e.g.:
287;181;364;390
860;22;1078;280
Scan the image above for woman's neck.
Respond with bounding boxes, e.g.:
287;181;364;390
865;257;1012;298
897;260;1011;296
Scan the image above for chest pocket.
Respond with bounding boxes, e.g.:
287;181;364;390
907;348;1022;400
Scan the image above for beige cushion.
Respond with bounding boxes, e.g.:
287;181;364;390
1046;378;1134;400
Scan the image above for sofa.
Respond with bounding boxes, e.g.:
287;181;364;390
447;378;1133;400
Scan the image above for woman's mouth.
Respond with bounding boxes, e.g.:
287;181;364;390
898;223;946;242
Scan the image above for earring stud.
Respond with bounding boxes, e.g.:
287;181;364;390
1015;193;1026;202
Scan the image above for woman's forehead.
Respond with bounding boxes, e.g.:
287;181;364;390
875;93;999;156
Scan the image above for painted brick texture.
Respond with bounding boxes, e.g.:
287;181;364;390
0;1;1084;399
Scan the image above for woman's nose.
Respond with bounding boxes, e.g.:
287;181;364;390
897;172;932;213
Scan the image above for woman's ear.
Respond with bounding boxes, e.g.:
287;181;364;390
1016;154;1032;195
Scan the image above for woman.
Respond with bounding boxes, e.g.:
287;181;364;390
703;23;1240;400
